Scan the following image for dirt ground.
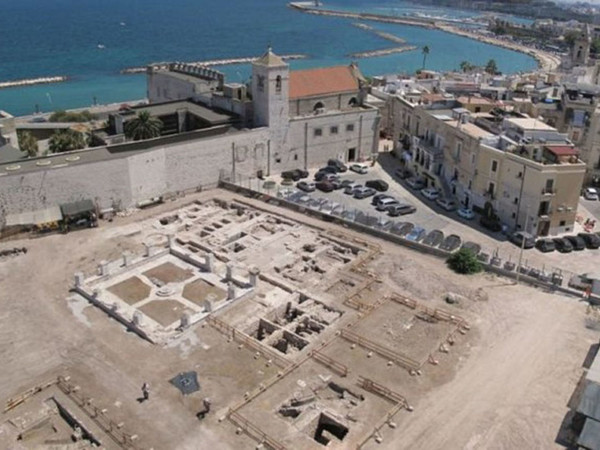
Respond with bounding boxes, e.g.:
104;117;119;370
0;188;597;450
138;299;194;327
182;278;227;306
143;262;195;284
107;276;151;304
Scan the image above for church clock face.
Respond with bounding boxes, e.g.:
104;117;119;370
257;75;265;91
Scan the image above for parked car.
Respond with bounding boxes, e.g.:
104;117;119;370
315;181;334;192
344;184;362;195
365;179;389;192
436;197;458;211
578;232;600;249
406;226;426;242
281;171;299;181
353;187;376;199
457;208;475;220
314;171;329;182
327;159;348;172
420;187;440;201
405;177;425;190
388;204;416;216
394;168;411;180
583;187;599;201
423;230;444;247
565;235;586;251
296;181;315;192
316;173;339;182
350;163;368;174
375;198;399;211
372;194;393;205
341;179;358;188
535;238;556;253
510;231;535;249
553;237;574;253
440;234;462;252
329;179;343;190
319;165;338;174
479;215;502;232
461;241;481;256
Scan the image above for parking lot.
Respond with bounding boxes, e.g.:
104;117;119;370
254;154;600;279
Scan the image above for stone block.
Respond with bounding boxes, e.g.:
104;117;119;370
98;261;109;276
74;272;85;287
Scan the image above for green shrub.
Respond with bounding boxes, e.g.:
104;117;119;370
447;248;482;274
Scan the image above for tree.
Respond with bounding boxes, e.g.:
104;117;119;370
421;45;430;70
591;38;600;55
447;248;482;274
460;61;474;73
17;131;38;157
49;109;97;123
124;111;163;141
48;129;86;153
485;59;499;75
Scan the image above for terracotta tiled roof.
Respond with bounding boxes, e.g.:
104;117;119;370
289;66;359;100
545;145;578;156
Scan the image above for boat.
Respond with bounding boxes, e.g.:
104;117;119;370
97;44;105;49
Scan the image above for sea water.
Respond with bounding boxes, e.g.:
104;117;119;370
0;0;538;116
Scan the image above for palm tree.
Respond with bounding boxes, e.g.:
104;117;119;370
48;129;86;153
17;131;38;157
421;45;430;70
124;111;163;141
485;59;499;75
460;61;473;73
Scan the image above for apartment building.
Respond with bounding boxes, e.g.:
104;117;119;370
389;95;586;236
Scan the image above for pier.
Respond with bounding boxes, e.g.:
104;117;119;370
352;23;406;44
0;76;68;90
121;54;308;75
349;46;417;59
289;2;436;28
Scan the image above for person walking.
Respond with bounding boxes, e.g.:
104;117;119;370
142;382;150;401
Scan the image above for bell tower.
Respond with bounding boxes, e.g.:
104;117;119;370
251;46;289;128
572;25;591;66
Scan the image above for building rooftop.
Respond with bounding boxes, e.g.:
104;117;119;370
457;96;494;105
505;118;555;131
289;66;359;100
124;100;235;126
254;47;287;68
447;121;495;140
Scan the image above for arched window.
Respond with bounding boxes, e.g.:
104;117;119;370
275;75;282;93
348;97;358;107
313;101;324;112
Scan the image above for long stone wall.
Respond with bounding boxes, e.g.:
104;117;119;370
0;128;271;224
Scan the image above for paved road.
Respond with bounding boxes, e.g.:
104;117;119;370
261;155;600;280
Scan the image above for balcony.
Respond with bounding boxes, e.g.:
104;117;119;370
541;187;556;196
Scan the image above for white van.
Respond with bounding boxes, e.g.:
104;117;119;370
375;197;399;211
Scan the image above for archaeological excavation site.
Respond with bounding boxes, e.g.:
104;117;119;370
1;190;593;450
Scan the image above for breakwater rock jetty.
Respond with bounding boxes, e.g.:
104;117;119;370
0;76;68;90
352;23;406;44
289;2;436;28
121;54;308;74
350;46;417;59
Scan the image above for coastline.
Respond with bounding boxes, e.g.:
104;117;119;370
289;2;560;72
